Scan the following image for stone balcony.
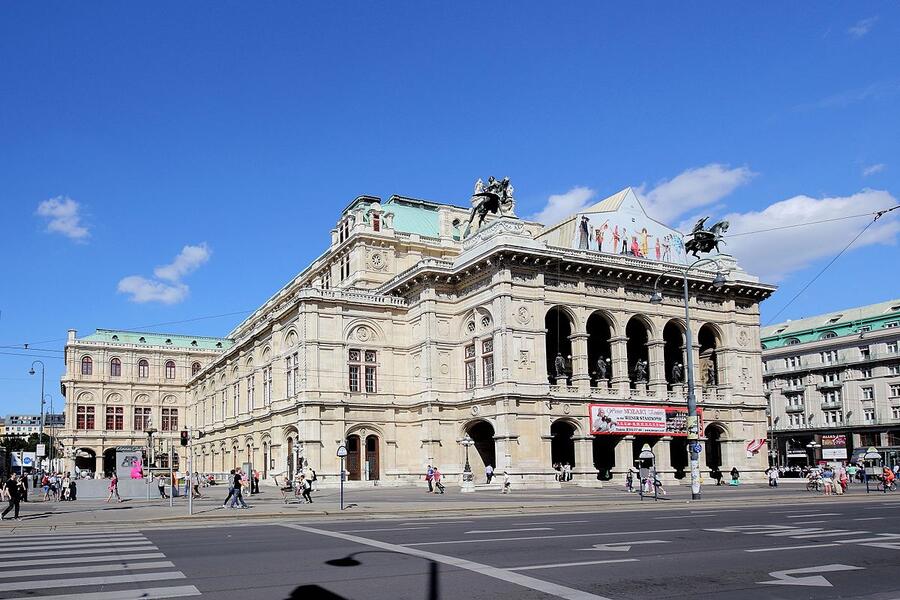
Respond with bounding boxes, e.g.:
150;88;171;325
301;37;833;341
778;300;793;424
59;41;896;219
782;384;805;394
816;381;843;391
785;404;805;413
821;401;843;410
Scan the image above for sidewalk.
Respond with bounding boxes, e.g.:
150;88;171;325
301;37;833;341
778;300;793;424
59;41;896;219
3;481;894;532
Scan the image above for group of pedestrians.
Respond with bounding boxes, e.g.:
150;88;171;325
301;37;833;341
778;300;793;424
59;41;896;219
39;472;77;501
552;463;573;482
222;468;251;509
424;465;446;494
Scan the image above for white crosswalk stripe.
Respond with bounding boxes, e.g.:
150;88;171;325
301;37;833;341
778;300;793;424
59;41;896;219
0;530;201;600
705;524;900;552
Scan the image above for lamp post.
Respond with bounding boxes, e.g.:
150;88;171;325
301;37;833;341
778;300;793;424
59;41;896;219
29;360;46;472
650;258;728;501
638;443;657;501
460;435;475;493
44;394;54;472
145;428;158;469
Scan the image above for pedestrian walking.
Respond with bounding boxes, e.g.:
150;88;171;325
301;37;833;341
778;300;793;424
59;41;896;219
251;469;260;495
1;474;22;520
106;474;121;503
625;469;635;493
222;469;236;507
61;473;71;500
712;468;723;486
500;470;511;494
485;464;494;484
68;475;77;501
729;467;740;486
433;466;445;494
230;470;249;509
767;467;778;488
157;475;169;499
425;465;434;493
822;465;835;496
192;471;203;498
300;475;313;503
184;471;191;498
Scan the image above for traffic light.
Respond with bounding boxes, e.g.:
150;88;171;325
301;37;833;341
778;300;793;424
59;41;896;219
180;430;189;447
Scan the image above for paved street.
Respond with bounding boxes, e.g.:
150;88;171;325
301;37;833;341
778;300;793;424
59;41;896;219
1;491;898;600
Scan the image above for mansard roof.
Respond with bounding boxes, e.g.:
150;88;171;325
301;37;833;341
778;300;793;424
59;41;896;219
761;299;900;346
79;328;234;351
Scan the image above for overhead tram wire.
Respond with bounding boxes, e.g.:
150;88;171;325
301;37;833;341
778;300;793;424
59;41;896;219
763;204;900;326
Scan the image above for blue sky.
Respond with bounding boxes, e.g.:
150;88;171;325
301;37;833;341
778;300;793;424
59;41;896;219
2;3;899;414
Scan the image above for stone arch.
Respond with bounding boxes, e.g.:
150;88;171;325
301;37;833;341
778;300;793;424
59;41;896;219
74;447;97;474
698;323;722;386
343;318;386;344
262;346;271;362
545;306;576;384
464;419;496;471
587;311;614;386
285;328;299;347
76;391;94;403
704;422;729;477
459;306;494;337
550;419;577;467
106;392;122;404
663;319;686;386
625;315;652;388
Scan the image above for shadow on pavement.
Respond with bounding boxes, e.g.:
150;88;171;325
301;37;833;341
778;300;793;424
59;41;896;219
284;585;349;600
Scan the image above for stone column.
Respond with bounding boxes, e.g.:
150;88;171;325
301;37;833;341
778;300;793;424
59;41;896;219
574;435;594;478
648;340;666;397
655;436;673;482
95;454;103;477
610;336;629;395
570;333;590;389
614;435;634;475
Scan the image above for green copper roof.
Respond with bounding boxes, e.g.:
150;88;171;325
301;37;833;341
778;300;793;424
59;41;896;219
384;197;442;238
761;299;900;347
80;329;233;351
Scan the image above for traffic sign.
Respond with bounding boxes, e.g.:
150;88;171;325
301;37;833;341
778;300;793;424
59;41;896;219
336;445;348;458
36;444;46;457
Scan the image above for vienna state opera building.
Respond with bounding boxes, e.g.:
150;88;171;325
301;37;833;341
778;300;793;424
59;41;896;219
59;184;775;486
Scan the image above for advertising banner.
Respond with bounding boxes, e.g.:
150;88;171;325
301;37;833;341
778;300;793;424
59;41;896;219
821;434;847;460
589;404;703;436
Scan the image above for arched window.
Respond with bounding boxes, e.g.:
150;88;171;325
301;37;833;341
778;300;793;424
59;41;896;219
372;212;381;232
786;338;801;345
165;360;176;379
110;358;121;377
819;331;837;340
81;356;93;375
138;359;149;378
192;362;201;376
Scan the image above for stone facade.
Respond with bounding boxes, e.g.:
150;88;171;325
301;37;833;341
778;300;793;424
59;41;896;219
61;191;776;486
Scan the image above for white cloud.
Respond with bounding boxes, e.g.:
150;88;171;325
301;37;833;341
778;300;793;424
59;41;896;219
528;186;596;224
639;164;756;224
36;196;89;241
863;163;885;177
118;242;211;304
154;243;211;281
724;189;899;281
848;16;878;38
117;276;189;305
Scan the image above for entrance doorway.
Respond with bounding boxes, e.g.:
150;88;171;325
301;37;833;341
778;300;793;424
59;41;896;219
347;434;361;481
550;420;576;467
102;448;116;477
74;448;96;474
592;436;616;480
466;420;496;470
365;435;380;481
705;424;725;476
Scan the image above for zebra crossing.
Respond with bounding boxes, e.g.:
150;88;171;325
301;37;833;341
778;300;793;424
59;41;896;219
0;529;200;600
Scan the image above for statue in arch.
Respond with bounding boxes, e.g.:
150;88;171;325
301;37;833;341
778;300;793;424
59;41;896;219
670;362;683;384
554;352;568;381
633;360;648;383
595;355;609;381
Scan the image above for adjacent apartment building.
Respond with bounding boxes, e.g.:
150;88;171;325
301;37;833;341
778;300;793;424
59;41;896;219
61;186;775;485
762;299;900;467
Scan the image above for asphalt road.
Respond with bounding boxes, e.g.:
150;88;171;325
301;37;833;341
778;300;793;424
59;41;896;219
1;494;899;600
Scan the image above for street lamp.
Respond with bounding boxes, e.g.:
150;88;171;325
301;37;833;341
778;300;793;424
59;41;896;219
44;394;55;471
460;435;475;493
650;258;729;501
29;360;46;471
145;428;158;468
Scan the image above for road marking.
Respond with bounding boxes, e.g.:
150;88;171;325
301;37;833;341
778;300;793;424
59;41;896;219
466;527;553;534
746;544;840;553
508;558;638;571
10;531;140;540
0;539;152;552
340;527;431;533
578;540;670;552
7;585;202;600
0;571;186;593
0;552;165;568
282;523;616;600
793;520;829;525
793;530;868;539
11;536;147;548
0;545;157;559
516;520;590;526
399;521;472;525
0;561;174;579
690;509;739;513
836;534;900;544
705;525;795;533
860;541;900;550
757;564;863;587
784;513;841;518
852;517;884;521
404;529;691;547
762;528;827;537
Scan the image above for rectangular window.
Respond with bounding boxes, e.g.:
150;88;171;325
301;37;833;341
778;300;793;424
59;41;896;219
860;367;872;379
890;384;900;397
888;342;899;354
264;367;272;405
864;408;876;423
862;387;875;400
322;270;331;290
820;350;838;364
785;356;801;368
165;362;176;379
348;349;361;392
465;344;476;390
823;389;842;404
824;372;840;383
286;357;294;397
885;321;899;329
293;353;299;394
860;346;870;360
787;395;803;407
890;364;900;376
482;339;494;386
364;350;377;393
76;406;95;430
824;410;843;425
132;407;151;431
161;408;178;431
893;407;900;420
247;376;255;410
110;359;121;377
106;406;123;431
221;390;226;419
232;382;239;416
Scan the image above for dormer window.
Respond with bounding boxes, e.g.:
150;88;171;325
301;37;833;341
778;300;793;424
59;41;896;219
191;340;198;347
372;212;381;232
826;315;842;324
216;342;223;348
111;335;119;341
165;338;172;344
138;337;146;343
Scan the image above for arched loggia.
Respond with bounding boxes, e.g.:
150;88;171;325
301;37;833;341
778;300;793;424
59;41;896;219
626;316;651;388
698;324;720;387
545;308;574;385
663;320;686;389
550;420;576;467
465;420;496;471
587;312;613;387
